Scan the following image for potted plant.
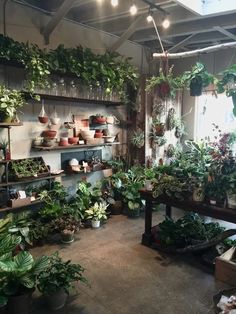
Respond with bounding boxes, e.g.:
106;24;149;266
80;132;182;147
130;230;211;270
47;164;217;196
182;62;215;96
152;118;165;136
0;235;49;314
53;214;80;244
144;167;156;191
91;114;107;124
37;252;87;311
146;65;183;100
130;128;145;148
225;173;236;209
0;86;25;122
217;64;236;116
85;202;108;228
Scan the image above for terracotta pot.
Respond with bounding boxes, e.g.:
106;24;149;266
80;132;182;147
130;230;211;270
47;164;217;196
43;130;57;138
59;139;69;146
92;116;107;124
155;124;165;136
38;116;49;124
68;137;79;144
94;132;103;138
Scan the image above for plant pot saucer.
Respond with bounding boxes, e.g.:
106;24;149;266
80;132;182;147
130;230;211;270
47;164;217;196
61;238;74;244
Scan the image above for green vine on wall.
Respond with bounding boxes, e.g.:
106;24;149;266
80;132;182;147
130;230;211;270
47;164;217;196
0;35;139;106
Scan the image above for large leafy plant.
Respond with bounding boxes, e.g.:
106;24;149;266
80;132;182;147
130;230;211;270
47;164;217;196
85;202;108;221
0;235;49;304
37;253;87;295
0;85;25;119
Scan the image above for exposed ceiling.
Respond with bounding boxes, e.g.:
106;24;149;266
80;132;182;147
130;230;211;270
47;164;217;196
15;0;236;53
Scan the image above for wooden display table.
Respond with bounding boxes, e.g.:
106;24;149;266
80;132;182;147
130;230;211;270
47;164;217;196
139;189;236;247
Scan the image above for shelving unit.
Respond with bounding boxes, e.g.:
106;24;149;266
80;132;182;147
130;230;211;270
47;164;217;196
33;142;121;151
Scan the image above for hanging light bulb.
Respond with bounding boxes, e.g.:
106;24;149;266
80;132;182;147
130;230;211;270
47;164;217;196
111;0;118;7
130;3;138;15
162;17;170;29
147;8;153;23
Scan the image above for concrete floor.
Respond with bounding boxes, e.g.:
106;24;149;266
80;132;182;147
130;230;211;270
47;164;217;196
31;210;229;314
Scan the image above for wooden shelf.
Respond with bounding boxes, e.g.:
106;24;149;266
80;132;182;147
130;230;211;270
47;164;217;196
0;199;42;213
26;93;123;107
0;122;23;128
33;142;121;151
0;173;64;188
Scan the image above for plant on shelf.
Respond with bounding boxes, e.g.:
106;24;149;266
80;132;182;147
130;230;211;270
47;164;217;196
0;235;49;314
37;252;87;311
152;118;165;136
217;64;236;116
85;202;108;228
146;65;183;100
224;173;236;209
152;174;188;200
153;213;224;249
130;128;145;148
0;85;25;122
182;62;215;96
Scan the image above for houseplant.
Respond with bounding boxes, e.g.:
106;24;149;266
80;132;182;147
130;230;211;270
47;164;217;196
217;63;236;116
53;214;80;244
85;202;108;228
224;173;236;209
130;128;145;148
37;252;87;310
182;62;215;96
122;181;144;217
0;86;25;122
146;66;183;100
0;235;49;314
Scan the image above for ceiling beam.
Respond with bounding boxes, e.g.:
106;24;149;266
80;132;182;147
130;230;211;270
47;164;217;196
109;15;145;52
131;13;236;42
168;34;196;52
41;0;77;44
213;26;236;41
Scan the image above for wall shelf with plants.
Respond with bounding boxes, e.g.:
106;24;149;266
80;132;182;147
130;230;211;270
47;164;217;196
32;142;121;151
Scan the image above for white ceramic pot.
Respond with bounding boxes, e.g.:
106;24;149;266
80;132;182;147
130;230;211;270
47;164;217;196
227;193;236;209
80;130;95;139
145;180;153;191
50;117;60;125
92;220;100;228
69;158;79;166
192;186;204;202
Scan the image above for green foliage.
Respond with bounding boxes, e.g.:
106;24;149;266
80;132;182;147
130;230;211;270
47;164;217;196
85;202;108;221
0;85;25;118
152;174;188;199
130;128;145;148
182;62;215;88
37;253;87;295
157;213;224;248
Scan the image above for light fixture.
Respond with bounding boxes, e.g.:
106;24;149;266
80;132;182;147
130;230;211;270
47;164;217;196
162;17;170;29
130;3;138;15
111;0;118;7
146;7;153;23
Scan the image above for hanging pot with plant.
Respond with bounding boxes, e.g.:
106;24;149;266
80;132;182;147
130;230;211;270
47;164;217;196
130;128;145;148
152;118;165;136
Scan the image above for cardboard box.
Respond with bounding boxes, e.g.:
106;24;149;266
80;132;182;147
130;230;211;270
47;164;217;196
215;247;236;286
8;197;31;208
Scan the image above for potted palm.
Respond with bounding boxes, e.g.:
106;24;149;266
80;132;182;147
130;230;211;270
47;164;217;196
37;253;87;311
85;202;108;228
0;235;49;314
0;86;25;122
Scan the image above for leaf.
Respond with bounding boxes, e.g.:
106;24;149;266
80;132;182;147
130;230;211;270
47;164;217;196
14;251;33;271
20;274;35;288
32;256;49;274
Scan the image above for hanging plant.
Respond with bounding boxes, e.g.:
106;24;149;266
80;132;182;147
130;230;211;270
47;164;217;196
174;118;186;139
182;62;215;96
130;128;145;148
217;64;236;116
152;118;165;136
146;65;183;100
166;108;176;131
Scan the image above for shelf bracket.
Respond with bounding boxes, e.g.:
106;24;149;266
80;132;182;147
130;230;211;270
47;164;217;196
40;0;77;45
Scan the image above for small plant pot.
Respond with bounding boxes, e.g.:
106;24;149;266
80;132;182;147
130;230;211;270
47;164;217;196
46;289;68;311
0;112;12;123
61;230;75;244
92;116;107;124
94;132;103;138
110;200;123;215
7;290;34;314
192;187;205;202
155;124;165;136
145;180;153;191
127;207;140;218
43;130;57;138
227;193;236;209
38;116;49;124
190;78;203;96
92;220;100;228
209;199;217;206
68;137;79;144
59;138;69;146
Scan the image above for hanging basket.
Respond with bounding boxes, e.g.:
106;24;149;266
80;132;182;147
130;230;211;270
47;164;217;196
190;77;203;96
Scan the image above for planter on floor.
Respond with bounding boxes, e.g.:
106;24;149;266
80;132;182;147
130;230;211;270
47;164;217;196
7;290;34;314
110;200;123;215
92;220;101;228
46;289;68;311
61;230;75;244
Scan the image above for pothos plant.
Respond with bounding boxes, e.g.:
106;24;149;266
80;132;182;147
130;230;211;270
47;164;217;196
217;63;236;116
0;85;25;120
146;65;184;100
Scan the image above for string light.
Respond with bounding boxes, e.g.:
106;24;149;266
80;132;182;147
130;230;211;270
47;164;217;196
162;17;170;28
147;7;153;22
130;3;138;15
111;0;118;7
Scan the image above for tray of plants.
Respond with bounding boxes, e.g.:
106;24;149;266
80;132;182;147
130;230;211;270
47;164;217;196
213;288;236;313
8;157;50;180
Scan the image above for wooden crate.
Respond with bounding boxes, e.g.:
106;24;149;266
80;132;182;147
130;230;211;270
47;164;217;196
215;247;236;286
8;197;31;208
